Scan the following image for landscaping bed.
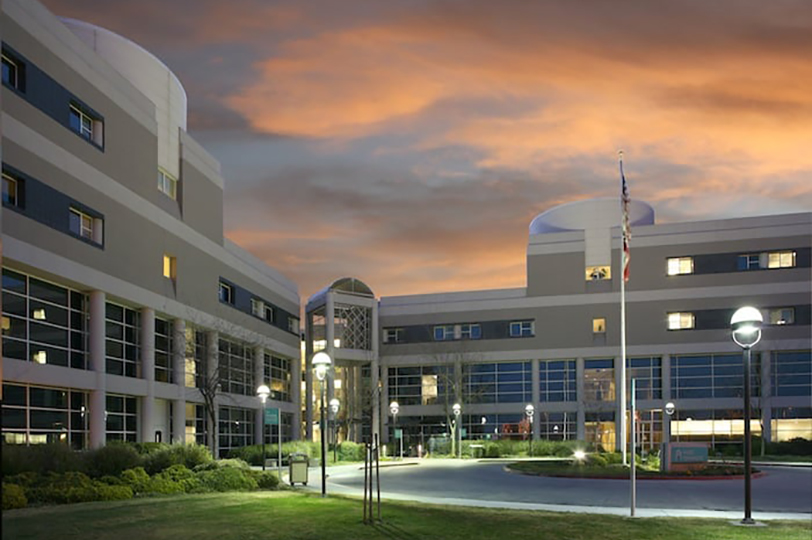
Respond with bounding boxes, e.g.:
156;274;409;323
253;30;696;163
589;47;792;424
508;457;759;479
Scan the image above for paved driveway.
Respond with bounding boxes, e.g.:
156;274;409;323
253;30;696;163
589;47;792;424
313;460;812;518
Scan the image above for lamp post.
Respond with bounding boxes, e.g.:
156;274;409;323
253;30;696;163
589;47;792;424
256;384;270;471
390;401;401;460
452;403;461;459
312;351;333;497
329;398;340;463
731;306;763;525
525;404;535;457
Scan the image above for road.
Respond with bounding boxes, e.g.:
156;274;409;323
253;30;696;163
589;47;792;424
309;459;812;518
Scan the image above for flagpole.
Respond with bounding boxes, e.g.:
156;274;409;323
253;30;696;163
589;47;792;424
619;150;628;467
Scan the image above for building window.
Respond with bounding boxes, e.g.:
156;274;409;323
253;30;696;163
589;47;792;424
69;208;102;244
217;405;255;458
383;328;403;343
105;302;140;378
464;362;532;404
771;351;811;398
667;312;695;330
626;357;662;400
585;265;611;281
219;338;254;396
69;104;103;146
288;316;299;334
768;251;796;269
1;383;89;448
592;318;606;334
263;353;292;402
539;360;577;402
218;281;233;304
672;353;760;399
251;298;264;317
2;52;24;91
388;365;455;406
106;394;137;442
737;254;761;270
667;257;694;276
154;318;173;383
584;359;615;401
2;172;20;207
768;307;795;326
163;254;176;281
460;323;481;340
433;325;455;341
509;320;534;337
158;169;178;200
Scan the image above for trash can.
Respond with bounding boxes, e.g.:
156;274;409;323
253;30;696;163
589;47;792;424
289;453;309;486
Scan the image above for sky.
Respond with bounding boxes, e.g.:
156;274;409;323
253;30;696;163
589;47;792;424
43;0;812;301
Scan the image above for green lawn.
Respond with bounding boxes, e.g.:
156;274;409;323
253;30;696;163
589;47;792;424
3;491;809;540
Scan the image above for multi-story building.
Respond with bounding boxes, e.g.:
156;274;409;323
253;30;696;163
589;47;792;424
1;0;301;457
307;198;811;453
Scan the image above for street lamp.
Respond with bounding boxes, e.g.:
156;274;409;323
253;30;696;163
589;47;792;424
525;404;535;457
731;306;763;525
452;403;461;459
329;398;340;463
312;351;333;497
390;401;401;459
256;384;270;471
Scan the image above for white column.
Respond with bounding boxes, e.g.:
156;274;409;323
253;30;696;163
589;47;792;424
206;331;219;456
325;292;336;409
172;318;186;444
576;357;586;441
661;354;671;445
292;337;303;441
89;291;106;448
254;345;264;446
140;308;155;443
371;300;380;443
531;359;540;440
304;311;314;440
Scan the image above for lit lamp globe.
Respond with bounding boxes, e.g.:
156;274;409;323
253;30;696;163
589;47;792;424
329;398;340;415
257;384;270;404
731;307;763;349
312;351;332;381
390;401;400;416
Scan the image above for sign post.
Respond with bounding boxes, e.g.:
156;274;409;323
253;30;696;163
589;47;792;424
264;408;281;483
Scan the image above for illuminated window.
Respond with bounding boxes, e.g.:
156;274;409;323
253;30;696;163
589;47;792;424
69;103;103;146
768;308;794;326
510;321;534;337
585;265;611;281
251;298;264;317
69;208;102;244
163;254;176;281
593;318;606;333
667;312;695;330
434;325;455;341
460;323;481;340
158;169;178;200
2;172;20;207
288;317;299;334
768;251;796;269
667;257;694;276
218;281;233;304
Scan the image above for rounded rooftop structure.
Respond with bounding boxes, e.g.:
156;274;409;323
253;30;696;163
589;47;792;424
307;277;375;311
529;197;655;235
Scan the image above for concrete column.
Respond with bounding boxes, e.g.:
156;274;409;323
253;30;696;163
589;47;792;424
325;292;336;409
760;350;772;443
304;311;314;440
661;354;671;444
140;308;155;443
172;319;186;444
254;345;264;446
371;300;380;443
206;331;219;456
531;359;540;440
291;337;302;441
576;357;586;441
89;291;106;448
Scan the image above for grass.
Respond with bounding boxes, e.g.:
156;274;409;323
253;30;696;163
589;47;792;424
507;460;750;478
3;491;809;540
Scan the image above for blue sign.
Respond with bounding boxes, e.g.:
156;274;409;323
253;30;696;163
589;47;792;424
672;445;708;463
264;408;280;426
394;428;403;440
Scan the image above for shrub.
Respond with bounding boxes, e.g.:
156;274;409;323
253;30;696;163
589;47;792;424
767;438;812;456
586;453;608;467
603;452;623;465
4;472;38;487
84;443;142;478
2;443;82;476
338;441;365;462
26;472;99;505
120;467;152;495
249;470;280;490
3;483;27;510
130;442;170;455
196;466;258;492
143;444;212;475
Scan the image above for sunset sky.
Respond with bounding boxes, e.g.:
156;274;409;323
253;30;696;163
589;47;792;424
43;0;812;301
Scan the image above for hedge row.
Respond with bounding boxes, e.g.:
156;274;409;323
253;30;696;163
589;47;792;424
2;442;213;478
228;440;367;465
3;460;279;510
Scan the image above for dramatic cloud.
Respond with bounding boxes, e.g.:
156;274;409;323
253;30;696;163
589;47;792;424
43;0;812;300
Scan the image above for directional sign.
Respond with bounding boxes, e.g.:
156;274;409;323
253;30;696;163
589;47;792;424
394;428;403;440
264;407;280;426
672;445;707;463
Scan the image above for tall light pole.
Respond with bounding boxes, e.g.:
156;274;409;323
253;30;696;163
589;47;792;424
525;404;535;457
329;398;340;463
390;401;401;459
312;351;333;497
731;306;763;526
452;403;461;459
256;384;270;471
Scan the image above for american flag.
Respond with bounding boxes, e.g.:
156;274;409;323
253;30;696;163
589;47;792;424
620;156;631;282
